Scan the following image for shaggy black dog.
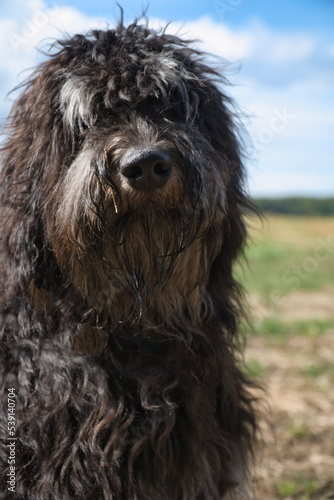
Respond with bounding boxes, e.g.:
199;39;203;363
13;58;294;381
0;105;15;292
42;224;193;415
0;19;257;500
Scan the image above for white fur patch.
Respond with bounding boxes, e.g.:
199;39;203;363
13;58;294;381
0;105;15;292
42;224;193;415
153;53;196;87
58;148;96;234
59;75;94;131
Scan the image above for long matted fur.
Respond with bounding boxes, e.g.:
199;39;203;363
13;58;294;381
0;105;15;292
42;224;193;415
0;18;258;500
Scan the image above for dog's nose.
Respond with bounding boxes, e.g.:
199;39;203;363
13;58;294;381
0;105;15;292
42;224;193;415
119;148;172;191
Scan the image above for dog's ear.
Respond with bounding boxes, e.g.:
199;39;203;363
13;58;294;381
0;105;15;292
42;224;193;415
198;84;255;336
0;50;73;291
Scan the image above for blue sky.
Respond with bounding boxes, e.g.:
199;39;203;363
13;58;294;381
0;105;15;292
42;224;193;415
1;0;333;197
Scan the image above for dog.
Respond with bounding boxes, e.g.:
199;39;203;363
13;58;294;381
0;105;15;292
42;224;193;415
0;18;258;500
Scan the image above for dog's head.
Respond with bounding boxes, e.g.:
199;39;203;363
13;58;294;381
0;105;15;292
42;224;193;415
1;20;254;327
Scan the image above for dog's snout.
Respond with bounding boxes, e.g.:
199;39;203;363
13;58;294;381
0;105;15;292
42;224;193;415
120;148;172;191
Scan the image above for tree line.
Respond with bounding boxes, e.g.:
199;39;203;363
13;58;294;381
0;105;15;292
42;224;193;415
254;198;334;216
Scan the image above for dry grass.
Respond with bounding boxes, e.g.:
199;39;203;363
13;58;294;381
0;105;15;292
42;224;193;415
241;215;334;499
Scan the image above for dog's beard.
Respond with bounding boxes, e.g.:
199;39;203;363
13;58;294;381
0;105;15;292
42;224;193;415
52;199;208;325
103;207;205;299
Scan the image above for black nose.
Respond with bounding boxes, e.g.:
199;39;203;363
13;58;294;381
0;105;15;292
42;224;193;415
119;148;172;191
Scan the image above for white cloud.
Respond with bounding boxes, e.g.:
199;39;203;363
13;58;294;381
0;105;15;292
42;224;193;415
176;17;254;60
271;35;315;63
243;19;316;64
1;3;107;58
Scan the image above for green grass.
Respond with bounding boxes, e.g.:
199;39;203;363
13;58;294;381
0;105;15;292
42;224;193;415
235;215;334;301
236;245;334;300
245;359;268;378
289;420;310;440
301;363;334;380
254;318;334;340
277;476;318;499
278;480;298;496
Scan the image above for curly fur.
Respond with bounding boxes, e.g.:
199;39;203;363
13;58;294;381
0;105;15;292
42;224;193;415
0;18;258;500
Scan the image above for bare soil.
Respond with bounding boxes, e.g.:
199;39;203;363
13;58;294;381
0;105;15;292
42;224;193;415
246;305;334;499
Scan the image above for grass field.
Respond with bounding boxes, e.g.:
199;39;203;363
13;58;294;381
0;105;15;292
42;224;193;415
238;215;334;500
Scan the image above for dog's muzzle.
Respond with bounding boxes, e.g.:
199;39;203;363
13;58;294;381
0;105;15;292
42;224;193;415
119;147;172;191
